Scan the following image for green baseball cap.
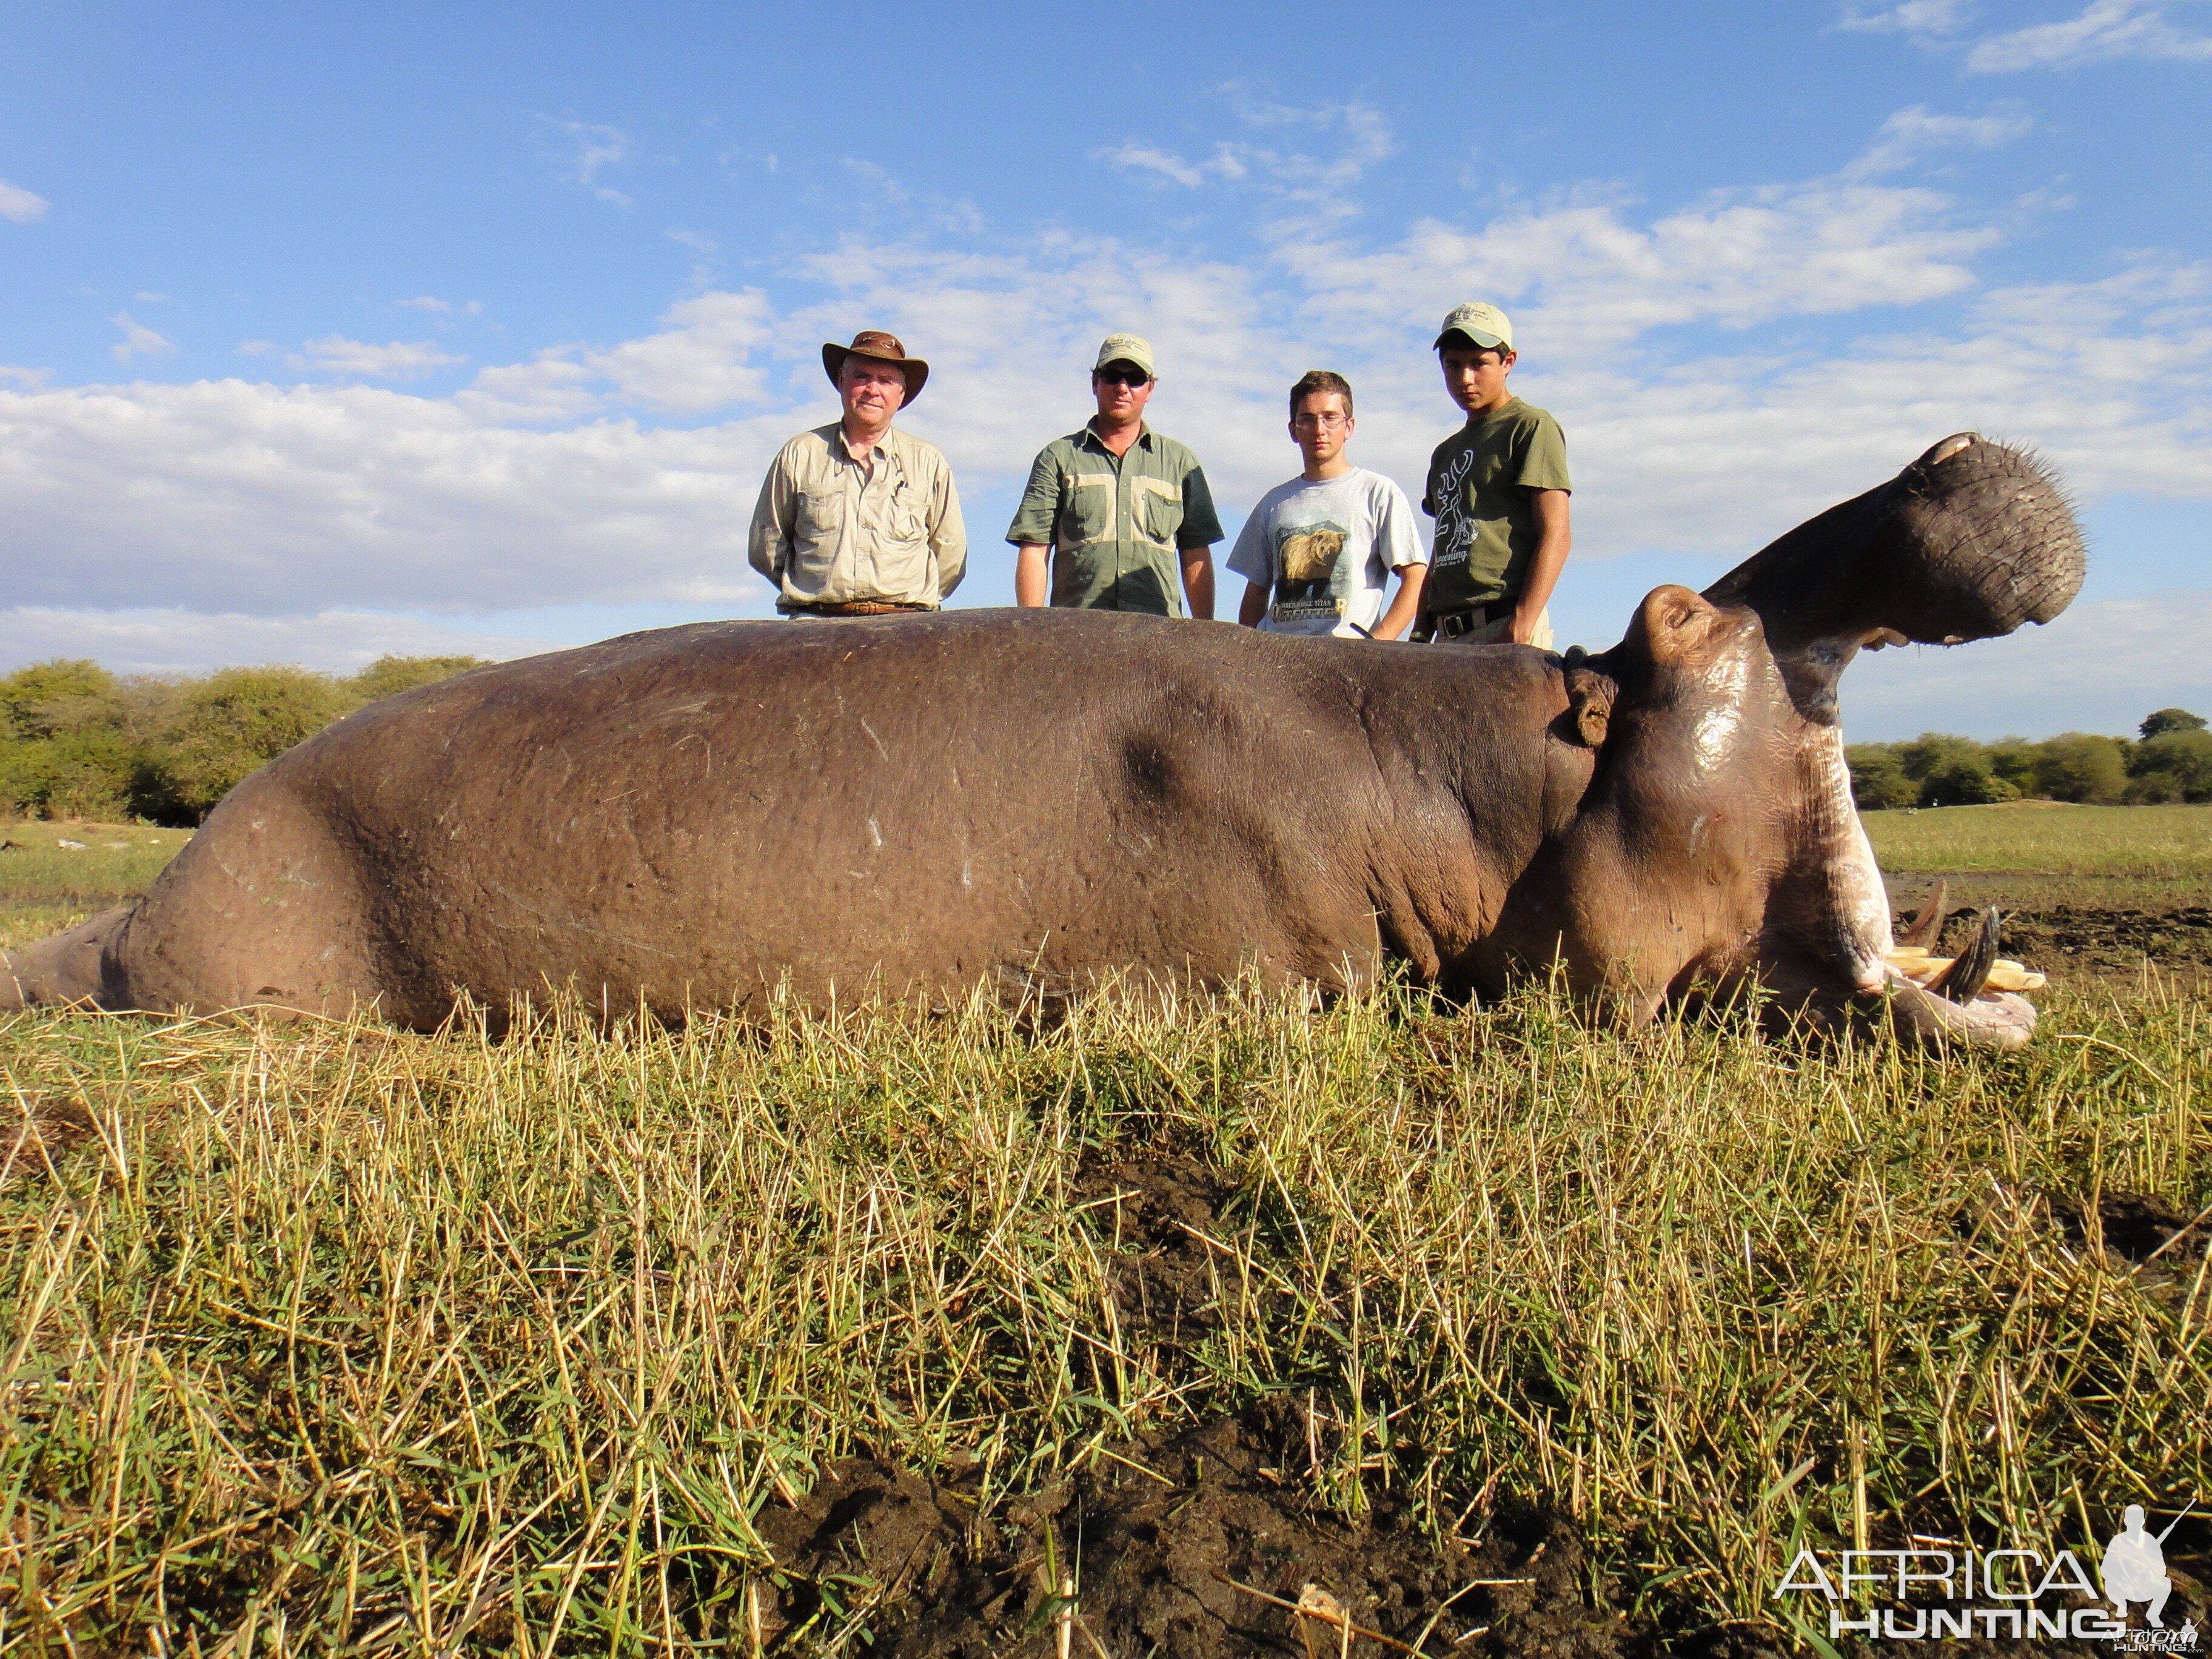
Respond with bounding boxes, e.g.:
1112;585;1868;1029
1434;301;1512;352
1093;332;1156;377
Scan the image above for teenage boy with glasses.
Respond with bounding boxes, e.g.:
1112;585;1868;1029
1007;333;1224;617
1415;302;1571;647
1229;370;1427;640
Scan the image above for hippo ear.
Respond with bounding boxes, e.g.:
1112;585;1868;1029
1629;585;1720;666
1564;662;1614;747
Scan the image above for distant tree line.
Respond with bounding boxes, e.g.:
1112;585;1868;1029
1848;709;2212;809
1;655;491;825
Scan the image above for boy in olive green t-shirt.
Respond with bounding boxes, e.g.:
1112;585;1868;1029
1416;301;1572;647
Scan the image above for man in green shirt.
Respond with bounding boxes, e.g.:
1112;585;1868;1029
1007;333;1225;618
1416;301;1572;648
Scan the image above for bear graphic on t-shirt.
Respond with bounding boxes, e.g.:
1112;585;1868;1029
1273;525;1347;618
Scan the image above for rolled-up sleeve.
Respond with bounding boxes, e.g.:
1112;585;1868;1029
1004;447;1064;546
930;458;969;599
748;450;793;583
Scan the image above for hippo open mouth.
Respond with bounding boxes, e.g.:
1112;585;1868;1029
4;436;2084;1053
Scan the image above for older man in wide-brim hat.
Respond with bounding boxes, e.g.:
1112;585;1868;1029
748;330;967;616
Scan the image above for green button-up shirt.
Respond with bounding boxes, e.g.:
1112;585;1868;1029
1004;423;1224;615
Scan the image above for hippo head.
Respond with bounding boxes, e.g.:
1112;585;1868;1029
1546;435;2084;1050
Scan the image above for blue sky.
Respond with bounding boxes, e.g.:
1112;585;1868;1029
3;1;2208;739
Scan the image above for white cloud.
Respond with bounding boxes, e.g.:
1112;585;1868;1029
0;607;553;677
109;312;175;364
544;118;635;207
293;336;466;379
0;178;49;223
0;366;50;390
397;295;483;316
135;291;169;304
0;377;780;615
1842;105;2033;179
1968;0;2212;69
1102;95;1394;229
1101;143;1240;189
1837;0;1977;32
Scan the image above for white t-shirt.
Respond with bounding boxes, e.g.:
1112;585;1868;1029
1227;468;1427;636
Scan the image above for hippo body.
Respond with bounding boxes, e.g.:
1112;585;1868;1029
5;436;2086;1047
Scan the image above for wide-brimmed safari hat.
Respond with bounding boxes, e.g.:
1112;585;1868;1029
822;330;929;403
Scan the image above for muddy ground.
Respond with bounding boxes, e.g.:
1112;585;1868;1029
744;1156;2207;1659
1886;874;2212;983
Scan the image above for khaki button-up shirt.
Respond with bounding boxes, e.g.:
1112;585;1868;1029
1004;423;1224;615
748;423;967;611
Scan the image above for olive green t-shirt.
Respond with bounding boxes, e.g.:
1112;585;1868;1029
1419;398;1571;615
1004;423;1224;615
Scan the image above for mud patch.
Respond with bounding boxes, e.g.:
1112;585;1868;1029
755;1412;1651;1658
1892;899;2212;980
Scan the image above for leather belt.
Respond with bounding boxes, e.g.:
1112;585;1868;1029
787;599;935;617
1423;605;1496;641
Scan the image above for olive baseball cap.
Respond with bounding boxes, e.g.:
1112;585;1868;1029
1434;301;1512;352
1093;332;1156;377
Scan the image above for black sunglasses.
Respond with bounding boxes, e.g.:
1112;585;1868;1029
1096;366;1151;387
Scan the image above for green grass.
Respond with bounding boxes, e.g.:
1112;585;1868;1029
0;820;195;953
1863;802;2212;880
2;980;2205;1652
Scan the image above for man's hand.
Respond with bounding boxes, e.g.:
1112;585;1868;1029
1014;545;1050;608
1181;546;1216;622
1372;561;1428;642
1236;580;1269;628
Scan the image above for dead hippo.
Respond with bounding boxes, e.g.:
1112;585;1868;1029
4;435;2082;1048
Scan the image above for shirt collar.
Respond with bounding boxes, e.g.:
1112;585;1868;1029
830;422;902;466
1082;418;1150;453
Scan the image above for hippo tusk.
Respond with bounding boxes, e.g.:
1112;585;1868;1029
1871;973;2037;1053
1897;880;1948;949
1928;906;2000;1002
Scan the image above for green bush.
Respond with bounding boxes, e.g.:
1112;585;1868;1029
0;659;147;819
151;666;350;820
1983;737;2039;794
1845;744;1914;810
2032;732;2130;803
1921;755;2019;807
347;654;492;704
2128;727;2212;803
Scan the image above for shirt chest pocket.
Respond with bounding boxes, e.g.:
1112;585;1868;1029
1131;477;1183;547
881;486;926;546
1066;473;1116;548
797;489;846;540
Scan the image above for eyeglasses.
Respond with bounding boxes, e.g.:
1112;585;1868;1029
1292;412;1349;429
1096;366;1151;387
